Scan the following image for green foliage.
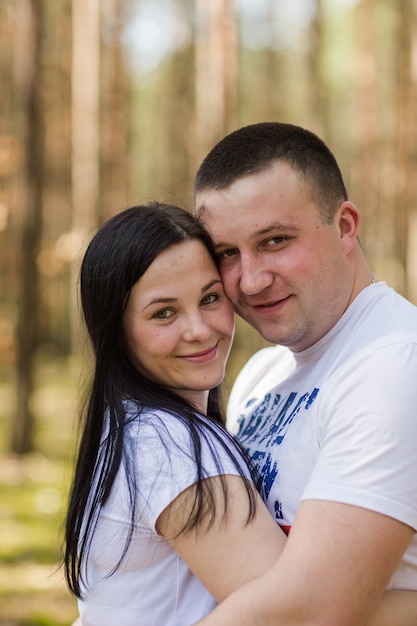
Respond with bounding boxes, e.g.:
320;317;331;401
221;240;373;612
0;360;79;626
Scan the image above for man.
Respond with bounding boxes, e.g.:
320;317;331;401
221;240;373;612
193;122;417;625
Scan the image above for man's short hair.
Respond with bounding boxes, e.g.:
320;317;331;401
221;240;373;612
194;122;348;224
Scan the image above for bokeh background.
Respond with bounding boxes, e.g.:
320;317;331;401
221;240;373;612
1;0;417;623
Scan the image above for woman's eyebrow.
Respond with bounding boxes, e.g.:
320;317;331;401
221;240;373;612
201;279;222;292
142;296;177;312
141;279;221;312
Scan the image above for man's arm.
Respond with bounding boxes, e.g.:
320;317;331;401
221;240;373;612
370;590;417;626
196;499;414;625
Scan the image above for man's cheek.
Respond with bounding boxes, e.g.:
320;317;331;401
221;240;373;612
220;269;238;302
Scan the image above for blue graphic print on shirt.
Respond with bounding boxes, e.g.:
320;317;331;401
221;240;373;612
235;388;319;519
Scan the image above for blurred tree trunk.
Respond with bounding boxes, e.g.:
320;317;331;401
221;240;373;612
350;0;414;295
350;0;379;260
0;2;20;371
12;0;44;454
241;0;285;124
308;0;327;136
264;0;285;121
100;0;129;222
35;1;72;355
403;0;417;304
194;0;237;165
72;0;100;234
395;0;415;297
162;0;195;209
71;0;100;350
373;0;407;293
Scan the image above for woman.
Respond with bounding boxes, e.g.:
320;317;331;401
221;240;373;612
64;202;285;625
65;202;417;625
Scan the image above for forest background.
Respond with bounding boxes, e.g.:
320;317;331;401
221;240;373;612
0;0;416;624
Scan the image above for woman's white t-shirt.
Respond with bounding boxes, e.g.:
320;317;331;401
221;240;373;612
78;406;250;626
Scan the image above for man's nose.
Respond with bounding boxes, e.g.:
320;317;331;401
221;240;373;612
239;253;274;295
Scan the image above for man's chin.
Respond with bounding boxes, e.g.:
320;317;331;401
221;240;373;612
236;310;277;343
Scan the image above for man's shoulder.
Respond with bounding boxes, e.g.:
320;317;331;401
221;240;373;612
228;345;294;415
369;283;417;325
338;283;417;351
238;344;292;378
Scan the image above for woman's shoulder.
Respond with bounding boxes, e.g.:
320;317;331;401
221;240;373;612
123;400;227;446
121;400;249;475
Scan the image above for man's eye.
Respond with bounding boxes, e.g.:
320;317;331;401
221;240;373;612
153;309;174;319
265;236;287;246
201;294;218;306
220;248;238;259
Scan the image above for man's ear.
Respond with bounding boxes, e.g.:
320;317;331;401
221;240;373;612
337;201;360;254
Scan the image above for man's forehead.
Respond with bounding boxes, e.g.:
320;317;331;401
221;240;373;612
195;206;216;235
194;192;221;226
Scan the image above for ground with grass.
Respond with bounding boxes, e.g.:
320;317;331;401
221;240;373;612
0;359;80;626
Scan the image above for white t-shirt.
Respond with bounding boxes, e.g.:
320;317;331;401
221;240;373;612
228;282;417;590
78;406;250;626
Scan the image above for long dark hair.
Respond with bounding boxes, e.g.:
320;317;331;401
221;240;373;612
64;202;257;598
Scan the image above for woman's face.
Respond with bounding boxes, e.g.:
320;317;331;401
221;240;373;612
123;239;235;413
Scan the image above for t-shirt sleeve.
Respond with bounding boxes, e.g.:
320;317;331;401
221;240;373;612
301;341;417;530
227;346;289;434
128;411;251;530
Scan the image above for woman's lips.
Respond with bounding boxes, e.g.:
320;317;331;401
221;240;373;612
179;343;219;363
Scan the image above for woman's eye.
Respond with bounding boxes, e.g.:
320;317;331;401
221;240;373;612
153;308;174;319
201;294;218;306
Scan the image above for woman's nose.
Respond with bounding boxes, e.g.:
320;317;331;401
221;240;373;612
182;312;212;342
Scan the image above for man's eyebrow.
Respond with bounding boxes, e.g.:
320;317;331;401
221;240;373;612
256;222;299;235
212;223;299;248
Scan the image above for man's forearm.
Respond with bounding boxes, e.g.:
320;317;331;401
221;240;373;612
196;571;273;626
197;587;417;626
196;500;413;626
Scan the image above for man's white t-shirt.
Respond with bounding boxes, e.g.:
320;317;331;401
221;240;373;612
228;282;417;590
78;407;250;625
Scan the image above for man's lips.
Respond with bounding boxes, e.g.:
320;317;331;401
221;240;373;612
245;294;292;314
240;294;292;316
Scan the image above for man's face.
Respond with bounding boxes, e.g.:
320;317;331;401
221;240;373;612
196;162;354;352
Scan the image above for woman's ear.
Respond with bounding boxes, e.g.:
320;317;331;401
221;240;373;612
337;201;360;254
